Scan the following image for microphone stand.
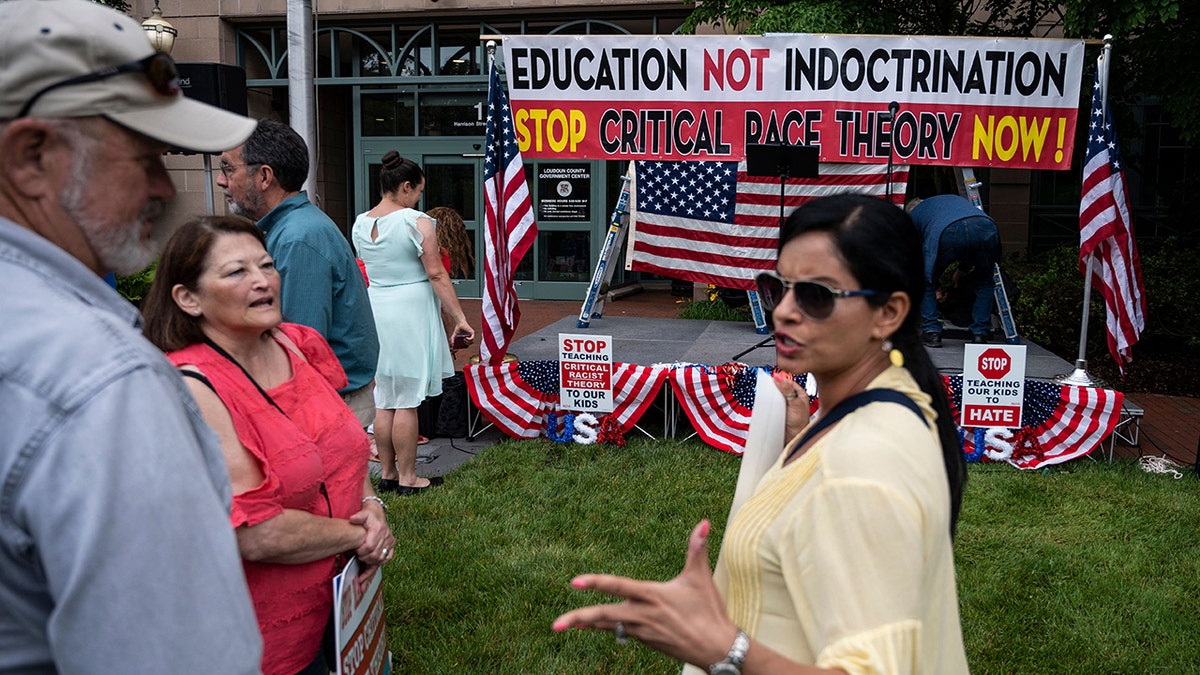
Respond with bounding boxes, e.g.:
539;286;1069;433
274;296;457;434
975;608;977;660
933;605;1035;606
884;101;899;202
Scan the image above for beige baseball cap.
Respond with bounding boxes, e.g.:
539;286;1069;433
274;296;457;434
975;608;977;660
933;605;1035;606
0;0;255;153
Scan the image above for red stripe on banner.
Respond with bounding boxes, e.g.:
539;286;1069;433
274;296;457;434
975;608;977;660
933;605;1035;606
624;261;762;292
634;223;780;249
631;243;777;272
608;364;668;434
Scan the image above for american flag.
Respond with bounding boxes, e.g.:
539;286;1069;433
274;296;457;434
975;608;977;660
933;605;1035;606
463;361;667;438
630;160;909;290
481;61;537;365
1079;64;1147;373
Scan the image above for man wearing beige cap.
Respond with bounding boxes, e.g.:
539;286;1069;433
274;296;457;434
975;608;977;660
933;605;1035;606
0;0;263;672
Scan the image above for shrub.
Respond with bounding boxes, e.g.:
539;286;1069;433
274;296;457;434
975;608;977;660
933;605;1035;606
677;298;753;322
1138;236;1200;350
1008;237;1200;357
115;262;156;307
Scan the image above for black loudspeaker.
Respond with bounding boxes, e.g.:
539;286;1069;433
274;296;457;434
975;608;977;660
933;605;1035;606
176;62;248;115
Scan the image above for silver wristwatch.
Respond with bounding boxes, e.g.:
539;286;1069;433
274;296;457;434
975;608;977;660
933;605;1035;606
708;629;750;675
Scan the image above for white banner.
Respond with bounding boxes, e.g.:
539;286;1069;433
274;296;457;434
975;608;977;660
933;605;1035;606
503;34;1086;169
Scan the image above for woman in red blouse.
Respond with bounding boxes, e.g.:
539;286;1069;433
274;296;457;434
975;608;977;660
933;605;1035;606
142;216;396;675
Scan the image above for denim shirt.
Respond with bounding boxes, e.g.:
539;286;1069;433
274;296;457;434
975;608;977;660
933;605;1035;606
911;194;995;283
257;192;379;393
0;218;262;674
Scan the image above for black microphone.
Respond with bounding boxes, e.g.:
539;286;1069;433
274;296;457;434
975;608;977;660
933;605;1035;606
889;100;900;117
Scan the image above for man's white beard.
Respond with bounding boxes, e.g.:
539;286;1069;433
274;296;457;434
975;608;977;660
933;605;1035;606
60;156;168;276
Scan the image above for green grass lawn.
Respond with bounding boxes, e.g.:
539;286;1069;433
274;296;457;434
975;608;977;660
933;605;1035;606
377;439;1199;674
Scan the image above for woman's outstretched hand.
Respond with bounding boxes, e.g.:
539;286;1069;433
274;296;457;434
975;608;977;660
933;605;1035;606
551;520;739;669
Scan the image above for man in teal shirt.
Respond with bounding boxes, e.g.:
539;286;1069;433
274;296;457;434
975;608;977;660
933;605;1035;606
218;119;379;426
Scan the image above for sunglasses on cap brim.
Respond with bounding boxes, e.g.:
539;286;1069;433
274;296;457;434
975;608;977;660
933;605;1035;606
17;51;180;119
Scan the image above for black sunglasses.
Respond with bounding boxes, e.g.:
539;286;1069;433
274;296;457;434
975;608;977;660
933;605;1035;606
17;52;180;119
755;271;883;320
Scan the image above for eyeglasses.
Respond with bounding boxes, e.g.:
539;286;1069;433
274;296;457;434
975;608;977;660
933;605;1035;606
17;52;180;119
755;271;883;320
218;163;258;178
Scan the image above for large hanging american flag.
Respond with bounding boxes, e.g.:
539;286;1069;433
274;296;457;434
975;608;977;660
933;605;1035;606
481;60;537;365
629;160;909;290
1079;64;1147;372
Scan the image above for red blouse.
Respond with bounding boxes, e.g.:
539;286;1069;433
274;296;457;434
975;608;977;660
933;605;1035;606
169;323;369;675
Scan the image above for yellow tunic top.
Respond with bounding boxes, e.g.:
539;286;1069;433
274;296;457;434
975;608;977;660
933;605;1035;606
716;366;969;674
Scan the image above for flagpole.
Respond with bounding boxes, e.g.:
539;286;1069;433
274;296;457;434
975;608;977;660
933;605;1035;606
483;39;511;365
1055;34;1113;388
478;38;535;366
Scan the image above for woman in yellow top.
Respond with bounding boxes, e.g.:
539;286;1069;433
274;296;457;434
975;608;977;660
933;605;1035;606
554;194;969;674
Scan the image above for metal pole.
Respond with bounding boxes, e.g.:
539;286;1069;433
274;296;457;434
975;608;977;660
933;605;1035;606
286;0;317;199
203;154;215;216
1055;35;1113;388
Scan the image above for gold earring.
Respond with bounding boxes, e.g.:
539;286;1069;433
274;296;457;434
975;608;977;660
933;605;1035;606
882;339;904;368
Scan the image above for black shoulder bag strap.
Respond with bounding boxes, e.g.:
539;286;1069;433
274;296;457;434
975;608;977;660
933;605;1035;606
785;388;926;463
201;337;290;418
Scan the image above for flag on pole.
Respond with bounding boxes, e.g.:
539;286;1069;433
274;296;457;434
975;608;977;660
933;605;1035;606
481;59;536;365
1079;67;1147;372
629;161;908;290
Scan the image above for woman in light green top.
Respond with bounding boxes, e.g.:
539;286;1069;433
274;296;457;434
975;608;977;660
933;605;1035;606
351;151;474;496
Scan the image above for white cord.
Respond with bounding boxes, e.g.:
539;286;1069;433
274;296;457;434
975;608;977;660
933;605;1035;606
1138;456;1184;479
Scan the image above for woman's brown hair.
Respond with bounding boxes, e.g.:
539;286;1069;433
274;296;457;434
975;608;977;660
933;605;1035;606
426;206;475;278
142;215;267;352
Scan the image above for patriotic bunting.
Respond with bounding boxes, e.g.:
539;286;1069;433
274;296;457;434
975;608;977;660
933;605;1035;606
464;362;1126;469
464;361;666;438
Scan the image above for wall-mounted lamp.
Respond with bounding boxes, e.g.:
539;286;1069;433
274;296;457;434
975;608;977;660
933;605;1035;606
141;0;178;54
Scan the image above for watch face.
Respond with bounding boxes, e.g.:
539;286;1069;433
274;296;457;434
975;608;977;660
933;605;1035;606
709;664;741;675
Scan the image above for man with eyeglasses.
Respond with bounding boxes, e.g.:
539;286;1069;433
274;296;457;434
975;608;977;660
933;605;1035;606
0;0;262;672
217;119;380;429
908;194;1002;348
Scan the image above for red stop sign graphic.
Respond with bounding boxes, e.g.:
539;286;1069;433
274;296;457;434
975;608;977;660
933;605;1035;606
977;348;1011;379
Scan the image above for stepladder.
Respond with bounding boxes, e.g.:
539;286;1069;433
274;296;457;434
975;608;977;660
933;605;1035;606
577;165;632;328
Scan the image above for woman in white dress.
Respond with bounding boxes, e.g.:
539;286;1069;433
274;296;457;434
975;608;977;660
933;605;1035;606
351;151;474;495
